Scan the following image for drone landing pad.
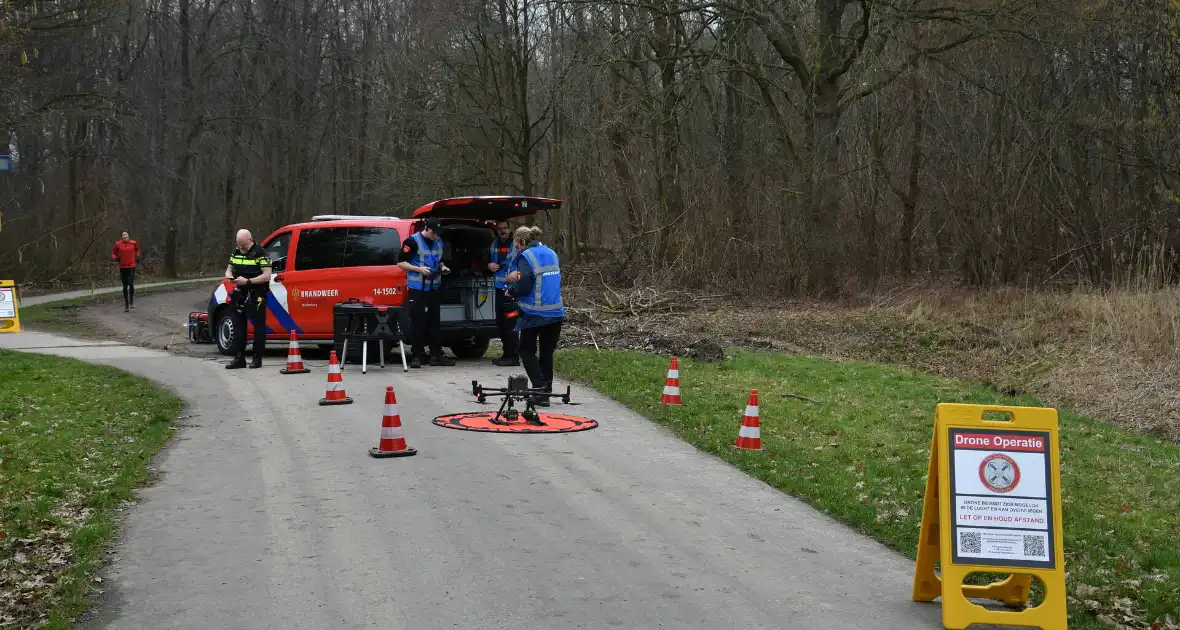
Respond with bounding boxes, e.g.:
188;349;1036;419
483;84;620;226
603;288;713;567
433;411;598;434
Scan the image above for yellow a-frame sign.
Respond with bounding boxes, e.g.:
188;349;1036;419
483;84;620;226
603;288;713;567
0;280;21;333
913;403;1067;629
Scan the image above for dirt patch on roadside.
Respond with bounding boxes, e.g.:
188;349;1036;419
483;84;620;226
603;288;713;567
29;287;227;360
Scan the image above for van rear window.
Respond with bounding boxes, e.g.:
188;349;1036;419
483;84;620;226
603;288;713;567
294;228;347;270
343;227;401;268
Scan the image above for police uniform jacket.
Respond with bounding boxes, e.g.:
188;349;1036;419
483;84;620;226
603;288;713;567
229;244;271;296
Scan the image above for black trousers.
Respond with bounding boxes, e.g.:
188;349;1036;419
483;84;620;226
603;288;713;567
119;268;136;307
519;320;562;391
236;291;268;360
494;288;519;358
407;288;442;358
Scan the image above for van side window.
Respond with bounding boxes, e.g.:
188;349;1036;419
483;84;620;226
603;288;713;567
262;232;291;272
343;227;402;268
294;227;348;271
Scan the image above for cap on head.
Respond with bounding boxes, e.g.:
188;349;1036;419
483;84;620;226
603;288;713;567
423;218;442;232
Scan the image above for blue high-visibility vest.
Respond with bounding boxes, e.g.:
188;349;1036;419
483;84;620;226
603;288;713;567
517;244;564;318
489;238;519;289
406;232;444;291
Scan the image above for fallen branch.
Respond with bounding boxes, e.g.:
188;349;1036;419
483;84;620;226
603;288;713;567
781;393;821;404
588;284;725;316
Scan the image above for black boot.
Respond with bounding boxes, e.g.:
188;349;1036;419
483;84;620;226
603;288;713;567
226;356;247;369
493;356;520;366
409;356;422;369
431;354;456;367
249;356;263;369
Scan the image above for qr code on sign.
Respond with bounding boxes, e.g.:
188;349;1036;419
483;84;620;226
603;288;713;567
1023;534;1046;558
960;531;982;554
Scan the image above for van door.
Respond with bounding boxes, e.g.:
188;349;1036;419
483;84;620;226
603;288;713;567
257;230;297;339
279;226;350;338
341;226;406;311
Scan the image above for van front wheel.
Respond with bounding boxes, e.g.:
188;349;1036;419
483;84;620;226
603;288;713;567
449;337;490;360
215;309;245;356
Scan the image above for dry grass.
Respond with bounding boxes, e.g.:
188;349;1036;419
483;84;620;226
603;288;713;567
677;285;1180;440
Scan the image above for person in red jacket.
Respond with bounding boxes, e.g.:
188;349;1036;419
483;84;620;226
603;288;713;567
111;230;141;312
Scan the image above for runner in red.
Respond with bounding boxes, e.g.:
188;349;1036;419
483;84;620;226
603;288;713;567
110;230;141;312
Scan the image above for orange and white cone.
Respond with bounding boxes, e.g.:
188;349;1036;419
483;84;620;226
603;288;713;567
733;389;764;451
660;356;683;405
279;330;310;374
318;350;353;405
369;385;417;458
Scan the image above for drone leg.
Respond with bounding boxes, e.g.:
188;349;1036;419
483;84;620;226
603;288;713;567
522;399;546;426
492;398;507;425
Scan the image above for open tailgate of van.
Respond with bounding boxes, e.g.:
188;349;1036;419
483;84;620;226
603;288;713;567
411;196;563;221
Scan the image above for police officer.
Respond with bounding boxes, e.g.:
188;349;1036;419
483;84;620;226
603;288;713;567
487;219;520;366
505;225;564;404
396;218;457;369
224;229;272;369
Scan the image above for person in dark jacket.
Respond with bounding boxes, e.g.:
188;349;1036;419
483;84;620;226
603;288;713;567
505;225;564;405
487;219;521;366
110;231;141;312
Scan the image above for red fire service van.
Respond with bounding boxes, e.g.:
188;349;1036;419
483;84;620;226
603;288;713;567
207;195;562;359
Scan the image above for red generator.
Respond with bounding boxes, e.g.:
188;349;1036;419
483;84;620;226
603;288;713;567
188;311;213;344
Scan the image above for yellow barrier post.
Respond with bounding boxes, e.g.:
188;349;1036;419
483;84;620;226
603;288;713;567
0;279;22;333
912;403;1067;629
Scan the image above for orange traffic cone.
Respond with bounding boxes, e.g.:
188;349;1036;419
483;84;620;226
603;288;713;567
733;389;764;451
279;330;310;374
369;385;417;458
661;356;683;405
318;350;353;405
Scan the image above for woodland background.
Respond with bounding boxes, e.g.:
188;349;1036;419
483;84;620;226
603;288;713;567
1;0;1179;295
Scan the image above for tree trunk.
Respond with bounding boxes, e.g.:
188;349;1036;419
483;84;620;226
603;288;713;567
808;75;842;295
901;74;924;277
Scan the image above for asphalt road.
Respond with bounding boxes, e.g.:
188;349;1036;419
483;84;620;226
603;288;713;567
2;294;962;629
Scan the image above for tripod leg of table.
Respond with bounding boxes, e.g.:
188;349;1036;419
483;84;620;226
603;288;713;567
399;341;408;372
362;341;368;374
379;340;385;368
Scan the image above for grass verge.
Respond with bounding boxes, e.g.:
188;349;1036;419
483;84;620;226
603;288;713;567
0;350;183;628
678;286;1180;440
558;348;1180;630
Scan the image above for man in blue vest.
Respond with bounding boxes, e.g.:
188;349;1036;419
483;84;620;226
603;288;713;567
396;218;456;368
505;225;565;403
487;219;520;366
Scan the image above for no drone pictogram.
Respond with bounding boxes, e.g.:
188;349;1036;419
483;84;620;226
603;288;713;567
978;453;1020;493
